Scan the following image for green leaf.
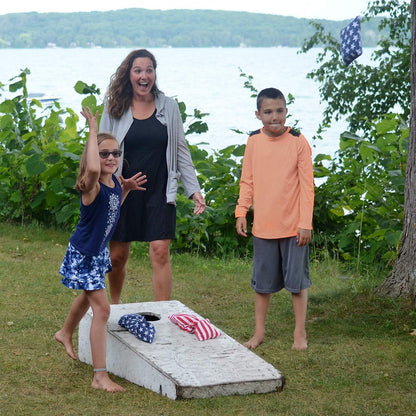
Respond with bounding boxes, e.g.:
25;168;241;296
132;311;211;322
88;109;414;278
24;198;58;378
0;101;16;114
359;142;377;162
0;113;14;129
340;136;358;151
25;154;47;175
74;81;100;95
314;153;332;163
81;95;98;111
9;81;23;92
10;192;21;202
22;131;37;143
63;152;80;161
44;154;61;164
62;176;76;189
31;191;45;209
385;230;402;246
375;117;399;134
231;144;246;157
330;206;345;217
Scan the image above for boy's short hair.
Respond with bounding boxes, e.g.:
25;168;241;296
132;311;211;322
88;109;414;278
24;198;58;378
257;88;286;110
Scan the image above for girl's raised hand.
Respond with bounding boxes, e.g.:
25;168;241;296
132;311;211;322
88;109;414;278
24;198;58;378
80;107;99;132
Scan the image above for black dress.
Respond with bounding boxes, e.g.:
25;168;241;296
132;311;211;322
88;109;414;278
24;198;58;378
111;110;176;242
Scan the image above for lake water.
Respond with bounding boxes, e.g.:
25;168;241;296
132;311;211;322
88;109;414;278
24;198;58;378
0;47;373;156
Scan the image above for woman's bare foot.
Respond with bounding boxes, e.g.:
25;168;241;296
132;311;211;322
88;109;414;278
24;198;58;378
92;372;126;393
292;329;308;351
243;332;264;349
54;330;78;360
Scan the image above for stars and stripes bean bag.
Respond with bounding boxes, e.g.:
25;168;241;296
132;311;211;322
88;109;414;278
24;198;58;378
118;313;156;343
340;16;362;66
168;313;222;341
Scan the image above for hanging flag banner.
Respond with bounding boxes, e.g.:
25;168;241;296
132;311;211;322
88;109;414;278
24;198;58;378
340;16;363;66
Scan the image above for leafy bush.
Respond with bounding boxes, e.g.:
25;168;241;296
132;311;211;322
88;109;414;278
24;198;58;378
313;114;407;265
175;142;253;256
301;0;410;269
0;70;87;228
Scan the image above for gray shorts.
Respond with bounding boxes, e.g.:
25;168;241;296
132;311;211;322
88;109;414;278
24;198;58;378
251;236;311;294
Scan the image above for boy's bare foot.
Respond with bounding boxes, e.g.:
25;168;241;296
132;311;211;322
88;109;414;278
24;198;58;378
292;329;308;351
54;330;78;360
291;341;308;351
92;373;126;393
243;334;264;349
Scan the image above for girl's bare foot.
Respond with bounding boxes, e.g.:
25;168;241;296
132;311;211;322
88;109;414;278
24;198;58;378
243;332;264;349
92;372;126;393
292;329;308;351
54;330;78;360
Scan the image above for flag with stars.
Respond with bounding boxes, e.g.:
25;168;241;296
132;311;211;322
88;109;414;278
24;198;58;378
340;16;362;67
118;313;156;343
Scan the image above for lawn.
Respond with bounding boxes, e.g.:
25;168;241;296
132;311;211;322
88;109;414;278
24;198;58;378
0;223;415;416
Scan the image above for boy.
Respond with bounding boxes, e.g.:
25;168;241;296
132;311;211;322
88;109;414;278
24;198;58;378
235;88;314;350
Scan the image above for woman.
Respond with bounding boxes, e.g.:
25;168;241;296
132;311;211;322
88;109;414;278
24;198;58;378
100;49;206;303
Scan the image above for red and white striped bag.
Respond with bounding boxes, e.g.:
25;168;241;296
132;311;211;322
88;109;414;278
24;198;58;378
194;318;222;341
168;313;199;333
168;313;222;341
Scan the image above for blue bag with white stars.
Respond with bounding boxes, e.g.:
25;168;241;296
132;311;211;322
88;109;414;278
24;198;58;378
340;16;362;67
118;314;155;343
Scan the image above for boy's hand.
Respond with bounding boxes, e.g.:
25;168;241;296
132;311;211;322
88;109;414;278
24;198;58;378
297;228;311;246
236;217;248;237
80;107;99;132
120;172;147;192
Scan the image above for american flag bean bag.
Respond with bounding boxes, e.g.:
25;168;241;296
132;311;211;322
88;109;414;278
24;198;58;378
118;313;156;343
168;313;222;341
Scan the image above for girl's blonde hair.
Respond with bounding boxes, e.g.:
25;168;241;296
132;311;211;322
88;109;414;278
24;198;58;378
75;132;118;192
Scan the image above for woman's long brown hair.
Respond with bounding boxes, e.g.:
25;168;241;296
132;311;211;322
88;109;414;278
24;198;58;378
104;49;161;119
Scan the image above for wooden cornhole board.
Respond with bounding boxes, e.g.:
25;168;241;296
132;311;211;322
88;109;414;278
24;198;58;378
78;300;284;399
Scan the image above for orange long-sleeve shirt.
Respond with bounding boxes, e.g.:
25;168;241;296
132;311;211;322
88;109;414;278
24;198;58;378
235;127;314;239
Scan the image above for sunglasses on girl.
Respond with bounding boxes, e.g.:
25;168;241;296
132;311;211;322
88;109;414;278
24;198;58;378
99;150;122;159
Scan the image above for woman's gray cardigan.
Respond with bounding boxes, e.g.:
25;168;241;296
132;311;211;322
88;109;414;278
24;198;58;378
99;92;201;205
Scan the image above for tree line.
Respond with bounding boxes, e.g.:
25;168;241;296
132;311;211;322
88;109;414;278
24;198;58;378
0;8;383;49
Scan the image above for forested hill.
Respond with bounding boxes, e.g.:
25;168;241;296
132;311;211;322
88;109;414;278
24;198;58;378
0;8;382;49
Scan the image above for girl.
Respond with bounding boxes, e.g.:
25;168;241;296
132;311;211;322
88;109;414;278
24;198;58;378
55;107;146;392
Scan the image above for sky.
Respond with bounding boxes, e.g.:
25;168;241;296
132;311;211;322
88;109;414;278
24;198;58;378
0;0;374;21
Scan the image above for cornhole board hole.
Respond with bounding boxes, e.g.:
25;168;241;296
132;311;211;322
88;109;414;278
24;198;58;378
78;300;284;400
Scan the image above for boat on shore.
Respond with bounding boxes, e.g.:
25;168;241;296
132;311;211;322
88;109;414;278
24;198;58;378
28;92;60;104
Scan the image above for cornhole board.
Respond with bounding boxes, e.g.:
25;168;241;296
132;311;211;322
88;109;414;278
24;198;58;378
78;300;284;400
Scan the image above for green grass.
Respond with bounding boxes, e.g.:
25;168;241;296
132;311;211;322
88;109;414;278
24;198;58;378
1;223;415;416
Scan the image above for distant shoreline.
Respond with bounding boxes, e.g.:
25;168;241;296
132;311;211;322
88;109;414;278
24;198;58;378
0;9;383;49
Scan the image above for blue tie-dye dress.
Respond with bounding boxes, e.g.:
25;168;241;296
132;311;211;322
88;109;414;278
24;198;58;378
59;175;122;291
